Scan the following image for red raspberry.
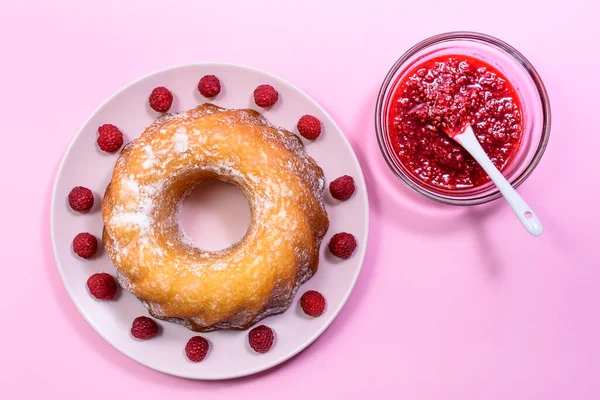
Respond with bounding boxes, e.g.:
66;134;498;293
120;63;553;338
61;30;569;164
131;316;159;340
253;84;279;107
198;75;221;98
185;336;209;362
248;325;274;353
329;175;355;200
72;232;98;259
297;115;322;140
87;273;117;300
148;86;173;113
97;124;124;153
68;186;94;213
328;232;357;260
300;290;326;317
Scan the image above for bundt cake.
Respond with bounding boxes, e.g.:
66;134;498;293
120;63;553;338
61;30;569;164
101;104;329;331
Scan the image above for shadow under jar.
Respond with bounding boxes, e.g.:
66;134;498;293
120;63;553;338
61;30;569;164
375;31;551;205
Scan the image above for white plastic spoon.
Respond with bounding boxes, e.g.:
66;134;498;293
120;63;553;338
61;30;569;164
451;125;543;236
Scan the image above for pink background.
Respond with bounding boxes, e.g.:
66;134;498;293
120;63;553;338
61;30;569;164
1;0;598;398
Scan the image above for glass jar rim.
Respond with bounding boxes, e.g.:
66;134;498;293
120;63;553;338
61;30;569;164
374;31;552;206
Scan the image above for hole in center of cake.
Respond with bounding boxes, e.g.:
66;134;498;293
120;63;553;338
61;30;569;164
179;180;251;252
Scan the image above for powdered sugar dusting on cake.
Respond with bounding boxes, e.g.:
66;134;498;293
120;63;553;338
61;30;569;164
172;127;188;153
123;177;140;199
142;145;158;169
110;212;150;229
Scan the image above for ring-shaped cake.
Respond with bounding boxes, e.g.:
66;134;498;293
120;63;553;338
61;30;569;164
102;104;329;331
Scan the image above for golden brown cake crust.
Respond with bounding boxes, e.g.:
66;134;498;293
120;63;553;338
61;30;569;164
102;104;329;331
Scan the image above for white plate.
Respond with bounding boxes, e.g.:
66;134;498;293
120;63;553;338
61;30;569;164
50;63;369;380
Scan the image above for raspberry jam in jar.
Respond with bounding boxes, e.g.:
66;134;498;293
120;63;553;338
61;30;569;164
387;55;523;190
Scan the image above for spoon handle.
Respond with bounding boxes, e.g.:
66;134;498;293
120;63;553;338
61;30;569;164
455;126;543;236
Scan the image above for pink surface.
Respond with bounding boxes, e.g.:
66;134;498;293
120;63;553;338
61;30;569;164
0;0;597;398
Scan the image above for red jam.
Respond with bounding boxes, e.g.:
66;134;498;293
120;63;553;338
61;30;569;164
387;55;523;190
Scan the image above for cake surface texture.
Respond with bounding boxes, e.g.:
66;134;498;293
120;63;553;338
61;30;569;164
102;104;329;331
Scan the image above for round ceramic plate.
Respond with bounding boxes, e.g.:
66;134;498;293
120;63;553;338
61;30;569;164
50;63;369;380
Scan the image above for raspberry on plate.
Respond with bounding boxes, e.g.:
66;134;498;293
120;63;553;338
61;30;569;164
329;175;355;200
185;336;209;362
297;115;322;140
87;273;117;300
97;124;124;153
72;232;98;259
253;84;279;107
198;75;221;98
300;290;326;317
131;316;159;340
68;186;94;213
148;86;173;113
328;232;357;259
248;325;274;353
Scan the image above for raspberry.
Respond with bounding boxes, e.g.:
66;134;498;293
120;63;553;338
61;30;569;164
248;325;274;353
297;115;322;140
68;186;94;213
198;75;221;98
72;232;98;259
329;175;355;200
328;232;357;259
87;273;117;300
300;290;326;317
148;86;173;113
131;316;158;339
253;84;279;107
97;124;124;153
185;336;209;362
